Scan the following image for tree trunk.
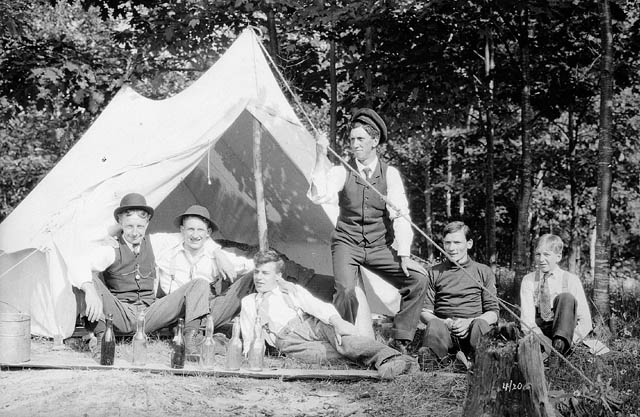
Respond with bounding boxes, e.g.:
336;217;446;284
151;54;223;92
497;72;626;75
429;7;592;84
512;3;534;300
446;136;453;219
594;0;613;321
264;0;279;66
463;335;555;417
329;37;337;149
567;111;581;274
364;25;373;103
483;25;497;270
518;334;557;417
423;129;434;262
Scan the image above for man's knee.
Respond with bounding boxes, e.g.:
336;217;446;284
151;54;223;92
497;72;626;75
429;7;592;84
187;278;211;293
554;293;576;309
422;318;450;344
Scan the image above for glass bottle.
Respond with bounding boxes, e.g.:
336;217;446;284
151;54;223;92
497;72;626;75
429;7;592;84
225;317;243;371
200;314;216;368
132;311;147;366
171;318;185;369
247;321;264;372
100;313;116;366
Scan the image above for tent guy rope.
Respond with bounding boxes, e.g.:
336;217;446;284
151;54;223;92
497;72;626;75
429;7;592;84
252;27;599;392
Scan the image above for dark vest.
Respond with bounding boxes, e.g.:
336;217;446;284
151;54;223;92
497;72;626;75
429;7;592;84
334;159;393;247
102;235;156;305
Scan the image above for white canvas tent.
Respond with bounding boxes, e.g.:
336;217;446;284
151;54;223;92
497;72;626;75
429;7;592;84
0;29;400;338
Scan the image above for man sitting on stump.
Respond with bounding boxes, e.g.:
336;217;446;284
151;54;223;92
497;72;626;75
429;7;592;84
519;233;592;366
419;221;498;369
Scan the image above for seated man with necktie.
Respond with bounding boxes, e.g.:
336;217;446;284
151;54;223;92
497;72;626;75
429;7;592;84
239;250;416;380
519;234;592;365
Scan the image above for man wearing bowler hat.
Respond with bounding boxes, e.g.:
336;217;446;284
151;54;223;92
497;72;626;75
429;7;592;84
81;194;214;360
308;108;427;353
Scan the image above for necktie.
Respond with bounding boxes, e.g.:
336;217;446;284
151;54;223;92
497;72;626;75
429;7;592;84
132;243;140;255
363;167;372;179
539;273;554;321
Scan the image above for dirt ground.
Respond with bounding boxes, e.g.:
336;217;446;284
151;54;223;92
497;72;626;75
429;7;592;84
0;337;466;417
0;368;381;417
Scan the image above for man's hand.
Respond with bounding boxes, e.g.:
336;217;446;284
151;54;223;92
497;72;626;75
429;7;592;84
214;249;238;283
97;235;119;248
315;133;330;158
400;256;428;277
450;318;473;338
329;315;358;345
82;282;103;323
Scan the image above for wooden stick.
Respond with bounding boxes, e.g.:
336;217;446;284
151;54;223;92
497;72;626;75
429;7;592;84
252;118;269;251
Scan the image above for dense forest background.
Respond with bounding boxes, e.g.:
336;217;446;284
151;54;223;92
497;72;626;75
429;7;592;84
1;0;639;321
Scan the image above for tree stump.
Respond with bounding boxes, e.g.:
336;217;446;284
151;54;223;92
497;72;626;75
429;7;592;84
462;333;556;417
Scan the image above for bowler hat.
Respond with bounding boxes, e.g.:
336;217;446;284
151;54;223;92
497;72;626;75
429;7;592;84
174;205;218;232
113;193;154;221
350;108;388;144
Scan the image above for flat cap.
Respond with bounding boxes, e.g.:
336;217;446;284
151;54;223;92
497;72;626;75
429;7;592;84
350;108;387;144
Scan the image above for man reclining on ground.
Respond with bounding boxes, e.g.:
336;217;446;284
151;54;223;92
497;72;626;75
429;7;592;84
239;250;416;380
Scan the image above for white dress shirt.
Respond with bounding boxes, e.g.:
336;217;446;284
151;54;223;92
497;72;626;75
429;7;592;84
308;156;414;256
520;266;593;343
88;233;254;295
240;284;340;354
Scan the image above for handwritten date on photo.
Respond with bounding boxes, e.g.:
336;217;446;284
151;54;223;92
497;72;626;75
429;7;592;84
502;380;529;392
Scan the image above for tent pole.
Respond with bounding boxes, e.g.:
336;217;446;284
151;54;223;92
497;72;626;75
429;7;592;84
253;118;269;251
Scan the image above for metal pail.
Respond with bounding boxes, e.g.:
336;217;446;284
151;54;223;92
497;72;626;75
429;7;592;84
0;313;31;363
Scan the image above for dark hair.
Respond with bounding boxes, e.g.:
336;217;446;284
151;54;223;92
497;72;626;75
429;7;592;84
181;215;212;231
253;250;285;273
443;221;471;240
351;121;380;142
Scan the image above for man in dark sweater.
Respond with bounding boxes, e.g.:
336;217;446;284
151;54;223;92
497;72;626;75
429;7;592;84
419;221;498;366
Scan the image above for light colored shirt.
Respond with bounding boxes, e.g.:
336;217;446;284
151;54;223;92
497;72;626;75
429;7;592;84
520;266;593;343
308;156;414;256
240;284;340;355
89;233;254;295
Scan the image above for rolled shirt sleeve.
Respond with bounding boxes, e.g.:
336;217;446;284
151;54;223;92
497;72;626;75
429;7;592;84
385;166;413;257
293;284;341;325
307;165;346;205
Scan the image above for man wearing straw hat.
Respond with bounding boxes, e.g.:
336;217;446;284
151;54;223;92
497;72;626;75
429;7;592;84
153;204;256;358
308;108;427;353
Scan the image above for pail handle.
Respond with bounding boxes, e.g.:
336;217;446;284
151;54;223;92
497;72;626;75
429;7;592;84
0;300;25;315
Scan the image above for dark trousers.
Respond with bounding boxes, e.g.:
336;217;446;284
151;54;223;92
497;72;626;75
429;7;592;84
536;293;577;354
87;276;211;335
421;317;493;359
274;316;399;369
207;271;255;330
331;241;427;341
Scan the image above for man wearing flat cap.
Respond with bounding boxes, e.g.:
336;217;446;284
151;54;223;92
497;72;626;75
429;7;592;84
81;194;219;360
308;108;427;353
